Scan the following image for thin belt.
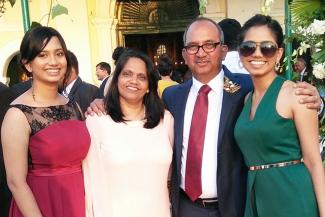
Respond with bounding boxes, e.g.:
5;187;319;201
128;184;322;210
28;164;82;176
249;159;302;171
180;189;218;209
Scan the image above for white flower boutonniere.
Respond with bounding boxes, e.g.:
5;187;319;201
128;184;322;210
223;76;241;94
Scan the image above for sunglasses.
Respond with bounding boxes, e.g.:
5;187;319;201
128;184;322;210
239;41;278;58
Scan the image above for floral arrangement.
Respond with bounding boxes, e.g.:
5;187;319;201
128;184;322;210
290;1;325;142
293;18;325;86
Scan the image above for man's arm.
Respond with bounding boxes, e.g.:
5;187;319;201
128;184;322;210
294;82;323;116
85;98;105;117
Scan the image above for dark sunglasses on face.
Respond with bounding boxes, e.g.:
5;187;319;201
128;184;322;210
239;41;278;58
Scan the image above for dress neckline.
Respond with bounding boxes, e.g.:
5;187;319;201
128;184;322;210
248;76;280;122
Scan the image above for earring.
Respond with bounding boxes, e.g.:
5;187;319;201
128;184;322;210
275;62;281;72
146;90;149;93
238;60;244;69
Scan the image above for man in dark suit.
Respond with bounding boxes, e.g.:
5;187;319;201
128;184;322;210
163;17;251;217
96;61;111;98
293;57;310;82
63;51;99;113
0;82;15;217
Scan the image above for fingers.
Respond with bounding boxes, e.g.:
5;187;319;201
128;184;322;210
85;98;105;117
294;82;321;110
298;96;321;109
85;106;95;117
294;82;318;96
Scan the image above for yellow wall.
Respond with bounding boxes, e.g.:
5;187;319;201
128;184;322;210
0;0;97;85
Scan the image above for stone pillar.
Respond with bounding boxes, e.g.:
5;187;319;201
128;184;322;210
202;0;227;22
91;16;115;65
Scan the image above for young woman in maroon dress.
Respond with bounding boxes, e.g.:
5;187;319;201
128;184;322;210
1;26;90;217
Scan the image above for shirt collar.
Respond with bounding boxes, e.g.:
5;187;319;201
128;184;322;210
192;69;224;94
64;78;77;96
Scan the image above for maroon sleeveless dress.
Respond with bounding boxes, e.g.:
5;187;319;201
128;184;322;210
9;102;90;217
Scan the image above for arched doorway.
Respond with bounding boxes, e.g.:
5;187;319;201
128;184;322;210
115;0;199;72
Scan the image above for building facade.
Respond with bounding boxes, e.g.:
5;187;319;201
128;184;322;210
0;0;285;85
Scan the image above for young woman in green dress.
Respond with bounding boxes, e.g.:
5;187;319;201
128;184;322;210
234;14;325;217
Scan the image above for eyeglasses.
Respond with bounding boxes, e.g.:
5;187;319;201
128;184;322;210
184;42;221;54
239;41;278;58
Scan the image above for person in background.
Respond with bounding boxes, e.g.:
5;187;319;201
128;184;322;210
234;14;325;217
96;61;111;98
83;49;174;217
0;82;15;217
293;57;310;82
1;26;90;217
157;54;178;97
10;79;32;98
62;51;99;113
219;18;249;74
112;46;128;65
101;46;129;97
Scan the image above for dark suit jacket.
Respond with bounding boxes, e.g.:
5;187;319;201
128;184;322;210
97;76;109;98
68;77;99;114
163;66;253;217
10;79;32;98
0;83;15;217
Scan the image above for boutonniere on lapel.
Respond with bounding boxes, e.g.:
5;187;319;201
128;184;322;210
223;76;241;94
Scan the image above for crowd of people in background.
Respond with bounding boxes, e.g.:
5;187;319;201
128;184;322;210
0;13;324;217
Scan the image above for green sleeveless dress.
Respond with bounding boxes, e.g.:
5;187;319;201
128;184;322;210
234;76;319;217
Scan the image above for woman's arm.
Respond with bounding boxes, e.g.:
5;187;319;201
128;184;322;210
1;108;43;217
291;87;325;217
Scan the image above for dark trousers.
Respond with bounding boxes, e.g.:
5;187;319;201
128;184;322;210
0;183;11;217
178;191;221;217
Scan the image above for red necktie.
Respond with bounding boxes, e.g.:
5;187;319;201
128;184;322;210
185;84;211;201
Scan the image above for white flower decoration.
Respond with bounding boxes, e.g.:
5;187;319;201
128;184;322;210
312;63;325;80
309;19;325;35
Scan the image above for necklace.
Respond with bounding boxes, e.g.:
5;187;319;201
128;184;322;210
31;85;36;101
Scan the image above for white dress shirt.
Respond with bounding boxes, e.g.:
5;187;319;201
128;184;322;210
63;78;77;98
180;70;224;198
222;51;249;74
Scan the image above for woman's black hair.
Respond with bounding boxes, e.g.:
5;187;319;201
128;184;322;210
105;49;165;129
157;54;174;76
238;14;284;48
19;26;71;89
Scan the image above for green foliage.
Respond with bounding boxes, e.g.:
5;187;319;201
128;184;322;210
199;0;207;15
0;0;15;15
290;0;324;25
8;0;15;7
290;0;325;140
51;4;68;19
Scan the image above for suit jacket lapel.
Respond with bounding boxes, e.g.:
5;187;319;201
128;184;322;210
175;80;192;177
217;67;242;147
68;77;82;101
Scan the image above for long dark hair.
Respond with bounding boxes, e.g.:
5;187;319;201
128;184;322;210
19;26;71;89
105;49;165;129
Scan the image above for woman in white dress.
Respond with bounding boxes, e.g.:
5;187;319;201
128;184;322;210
83;49;174;217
